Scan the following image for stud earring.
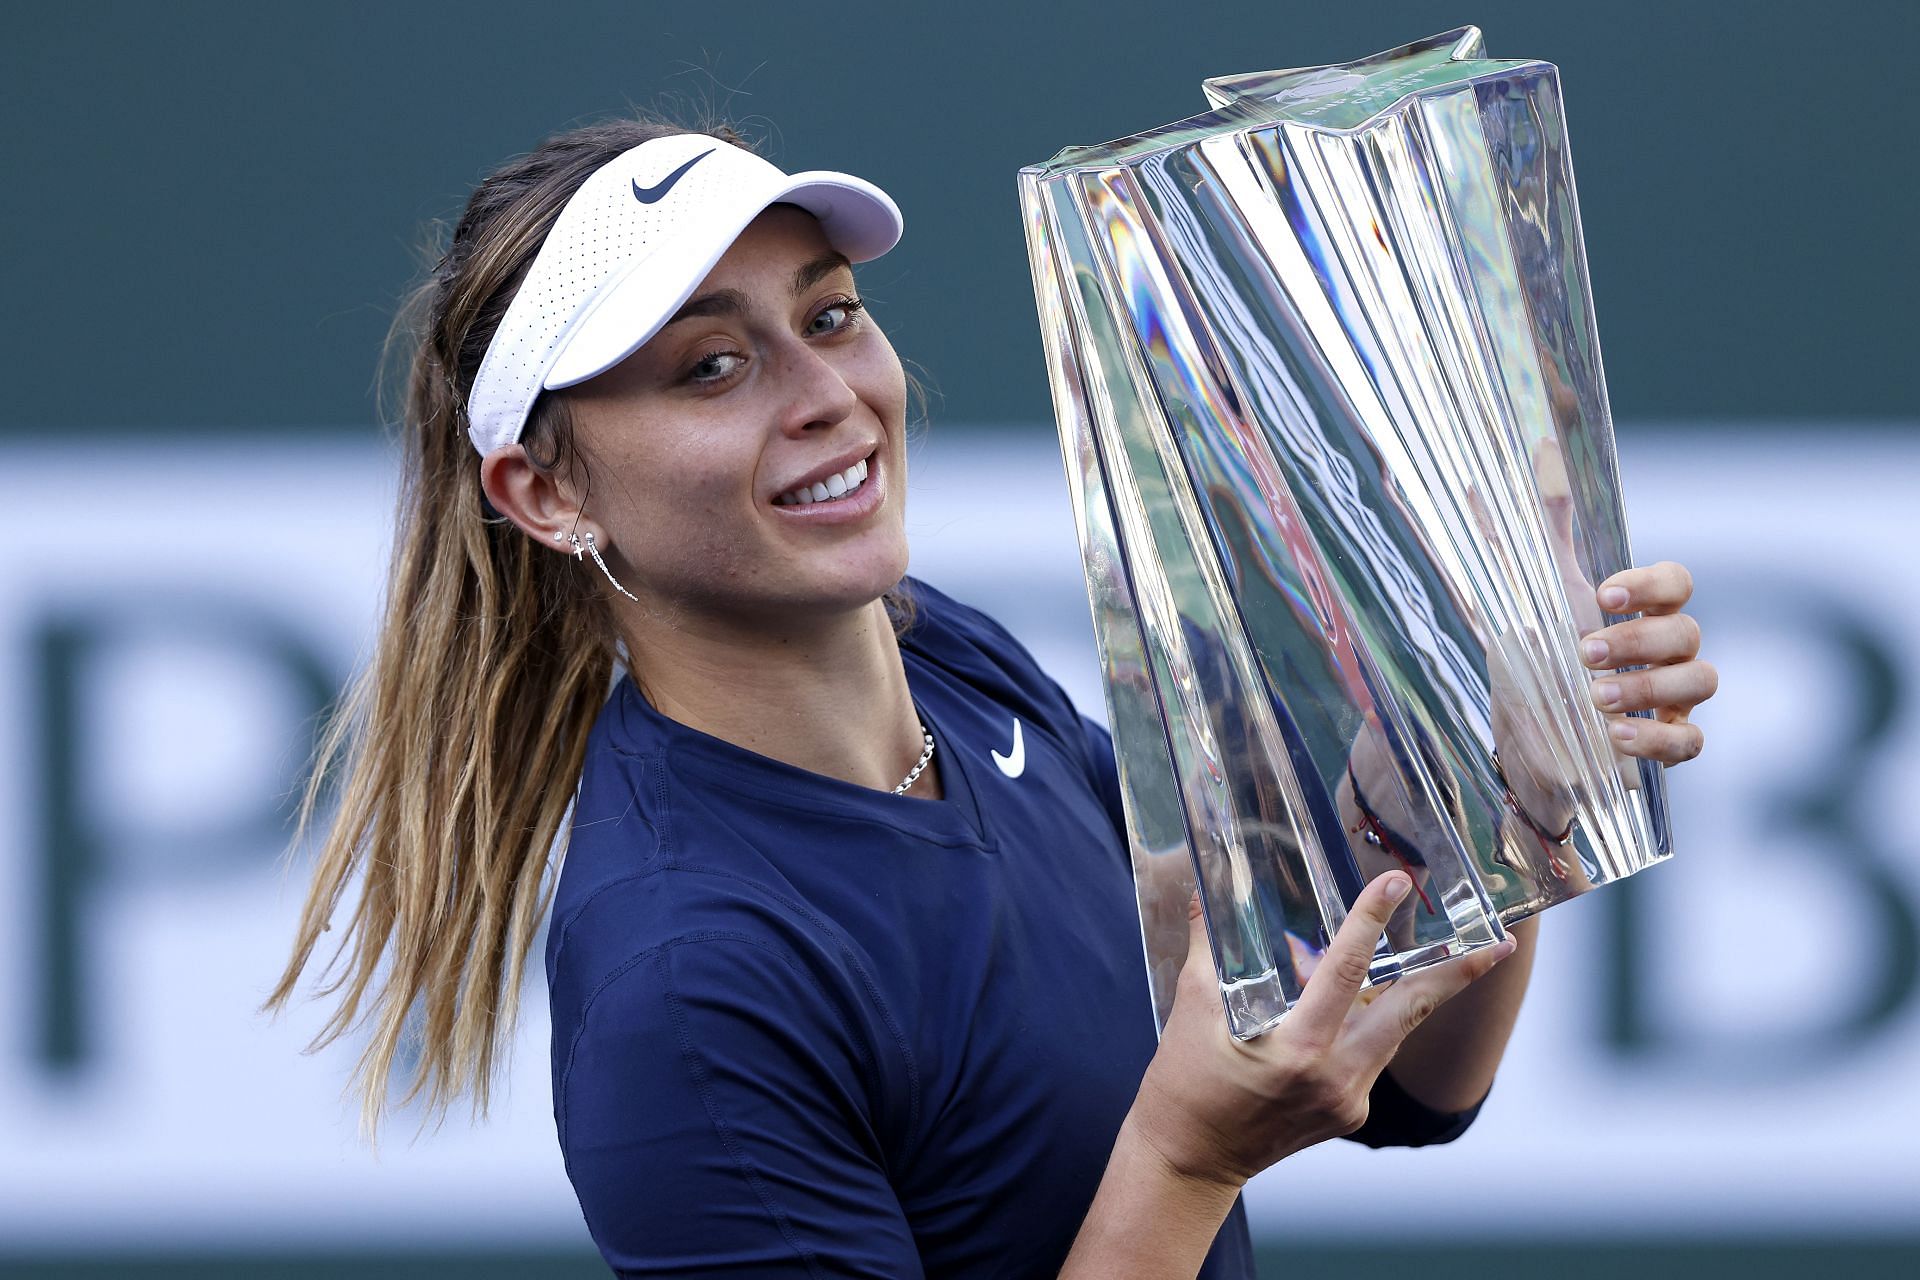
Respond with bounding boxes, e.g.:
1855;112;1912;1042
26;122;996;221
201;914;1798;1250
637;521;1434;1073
569;531;640;602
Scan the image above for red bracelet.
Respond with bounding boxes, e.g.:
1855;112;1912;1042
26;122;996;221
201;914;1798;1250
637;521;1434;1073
1345;761;1435;914
1489;750;1574;846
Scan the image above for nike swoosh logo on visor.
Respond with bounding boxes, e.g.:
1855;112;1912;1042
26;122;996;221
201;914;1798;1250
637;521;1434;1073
993;718;1026;779
632;148;716;203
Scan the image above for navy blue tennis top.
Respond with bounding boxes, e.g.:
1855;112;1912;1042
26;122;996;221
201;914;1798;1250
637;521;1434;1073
545;578;1480;1278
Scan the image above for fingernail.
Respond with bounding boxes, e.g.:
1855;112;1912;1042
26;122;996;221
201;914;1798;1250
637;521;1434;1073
1598;586;1629;610
1494;939;1517;960
1385;875;1410;902
1610;720;1638;742
1582;638;1608;666
1593;681;1622;709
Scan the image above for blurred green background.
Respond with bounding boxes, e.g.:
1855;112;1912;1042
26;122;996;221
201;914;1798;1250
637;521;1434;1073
4;1241;1918;1279
5;0;1915;437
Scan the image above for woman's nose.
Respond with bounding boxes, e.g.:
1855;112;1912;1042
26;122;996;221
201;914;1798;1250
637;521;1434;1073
770;337;859;436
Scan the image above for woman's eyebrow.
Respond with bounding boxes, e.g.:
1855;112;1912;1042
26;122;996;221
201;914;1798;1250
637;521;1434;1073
661;254;852;330
662;288;749;328
792;252;852;294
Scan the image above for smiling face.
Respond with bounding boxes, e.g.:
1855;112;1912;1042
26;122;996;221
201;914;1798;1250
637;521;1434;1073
554;204;911;628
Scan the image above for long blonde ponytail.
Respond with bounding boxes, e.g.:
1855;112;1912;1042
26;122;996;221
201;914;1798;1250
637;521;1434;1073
264;116;740;1136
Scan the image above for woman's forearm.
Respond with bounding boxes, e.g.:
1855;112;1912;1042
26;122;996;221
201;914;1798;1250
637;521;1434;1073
1061;916;1533;1280
1062;911;1534;1279
1065;869;1526;1278
1059;1111;1243;1280
1383;912;1538;1112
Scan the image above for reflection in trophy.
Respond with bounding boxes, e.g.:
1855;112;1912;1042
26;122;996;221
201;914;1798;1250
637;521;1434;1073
1019;27;1673;1039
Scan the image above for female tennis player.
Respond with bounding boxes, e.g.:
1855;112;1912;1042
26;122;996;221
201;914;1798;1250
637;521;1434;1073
267;116;1717;1278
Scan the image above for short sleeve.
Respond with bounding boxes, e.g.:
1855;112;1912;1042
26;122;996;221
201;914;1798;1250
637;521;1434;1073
1342;1067;1486;1148
554;936;924;1278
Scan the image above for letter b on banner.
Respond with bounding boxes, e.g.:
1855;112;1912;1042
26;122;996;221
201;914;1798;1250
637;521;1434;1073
1604;579;1920;1069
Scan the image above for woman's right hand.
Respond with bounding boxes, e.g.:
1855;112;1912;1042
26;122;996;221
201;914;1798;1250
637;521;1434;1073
1126;872;1516;1189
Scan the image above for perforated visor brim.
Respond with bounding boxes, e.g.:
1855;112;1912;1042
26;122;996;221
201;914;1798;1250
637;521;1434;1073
543;172;902;391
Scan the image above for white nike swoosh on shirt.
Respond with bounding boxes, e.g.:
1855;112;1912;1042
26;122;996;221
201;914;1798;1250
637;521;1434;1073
992;718;1026;778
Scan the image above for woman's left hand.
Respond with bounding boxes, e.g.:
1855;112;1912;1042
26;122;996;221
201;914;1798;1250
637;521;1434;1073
1581;560;1718;764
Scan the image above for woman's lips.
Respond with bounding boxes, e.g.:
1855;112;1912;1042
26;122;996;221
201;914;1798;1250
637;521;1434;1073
769;449;883;524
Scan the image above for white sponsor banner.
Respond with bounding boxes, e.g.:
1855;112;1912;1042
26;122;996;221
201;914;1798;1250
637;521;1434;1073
1;427;1915;1247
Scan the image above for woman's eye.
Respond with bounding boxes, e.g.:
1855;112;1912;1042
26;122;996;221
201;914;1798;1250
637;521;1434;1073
807;297;865;336
688;351;745;383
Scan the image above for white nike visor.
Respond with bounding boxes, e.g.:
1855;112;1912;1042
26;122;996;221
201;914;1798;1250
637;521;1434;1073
465;134;903;455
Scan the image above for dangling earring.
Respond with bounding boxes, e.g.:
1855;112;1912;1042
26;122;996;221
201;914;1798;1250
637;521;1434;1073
569;530;640;602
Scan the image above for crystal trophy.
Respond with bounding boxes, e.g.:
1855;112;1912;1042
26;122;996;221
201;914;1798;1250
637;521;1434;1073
1019;27;1672;1039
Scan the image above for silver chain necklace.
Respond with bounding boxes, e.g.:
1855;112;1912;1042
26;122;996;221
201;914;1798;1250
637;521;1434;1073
892;723;936;795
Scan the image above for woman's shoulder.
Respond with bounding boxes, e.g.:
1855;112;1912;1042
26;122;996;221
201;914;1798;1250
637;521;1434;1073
544;822;863;1035
545;698;826;1001
896;575;1031;656
544;757;904;1116
895;576;1081;729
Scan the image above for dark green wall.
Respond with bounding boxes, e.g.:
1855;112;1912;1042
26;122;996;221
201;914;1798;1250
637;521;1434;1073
3;1240;1917;1279
7;0;1915;434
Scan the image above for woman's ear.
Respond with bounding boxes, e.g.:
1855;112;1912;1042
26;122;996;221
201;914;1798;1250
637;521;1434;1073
480;444;578;551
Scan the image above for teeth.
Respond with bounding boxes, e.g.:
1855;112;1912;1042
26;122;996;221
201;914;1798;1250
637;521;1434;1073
777;456;872;508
